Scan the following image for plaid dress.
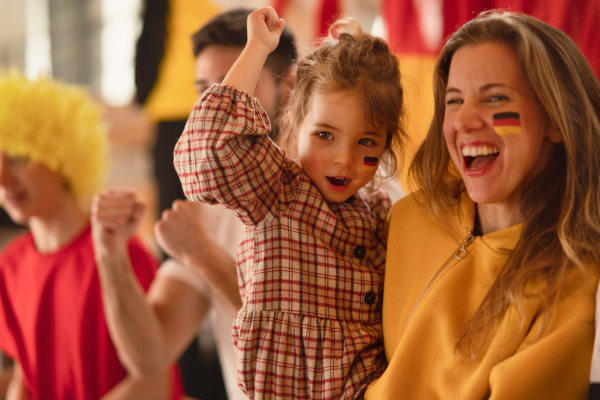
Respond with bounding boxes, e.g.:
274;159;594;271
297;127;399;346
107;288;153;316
174;84;389;399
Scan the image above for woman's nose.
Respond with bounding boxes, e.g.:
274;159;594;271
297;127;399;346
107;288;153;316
454;101;485;133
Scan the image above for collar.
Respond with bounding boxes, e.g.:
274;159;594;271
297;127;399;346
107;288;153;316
458;192;522;254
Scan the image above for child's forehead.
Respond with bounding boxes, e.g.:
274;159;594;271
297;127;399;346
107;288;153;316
305;86;362;114
310;87;385;125
300;93;382;133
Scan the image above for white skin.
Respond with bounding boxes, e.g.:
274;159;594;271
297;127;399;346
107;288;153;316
0;153;168;400
92;191;240;378
443;41;562;234
297;90;387;203
91;7;294;379
224;7;386;203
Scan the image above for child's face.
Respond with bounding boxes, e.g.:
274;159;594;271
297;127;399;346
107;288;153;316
443;41;561;211
296;90;387;203
0;153;67;225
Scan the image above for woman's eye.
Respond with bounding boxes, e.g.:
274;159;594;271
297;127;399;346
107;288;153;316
445;98;463;106
317;131;332;140
358;138;375;146
488;94;508;102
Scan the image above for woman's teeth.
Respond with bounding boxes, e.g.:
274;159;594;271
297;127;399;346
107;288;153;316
462;145;500;170
461;145;499;157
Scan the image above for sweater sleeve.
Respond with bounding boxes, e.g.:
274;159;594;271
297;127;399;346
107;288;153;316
174;83;302;226
488;271;599;400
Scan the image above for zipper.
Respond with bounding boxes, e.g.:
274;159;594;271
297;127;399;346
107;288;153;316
403;232;475;333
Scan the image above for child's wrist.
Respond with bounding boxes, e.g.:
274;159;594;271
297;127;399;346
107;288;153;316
244;40;272;60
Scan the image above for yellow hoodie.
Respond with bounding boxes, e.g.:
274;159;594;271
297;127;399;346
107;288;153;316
366;192;598;400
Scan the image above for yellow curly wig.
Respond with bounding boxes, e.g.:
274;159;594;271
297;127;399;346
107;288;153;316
0;70;108;203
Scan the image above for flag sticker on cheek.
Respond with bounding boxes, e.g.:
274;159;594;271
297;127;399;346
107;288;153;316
493;112;522;136
363;157;378;171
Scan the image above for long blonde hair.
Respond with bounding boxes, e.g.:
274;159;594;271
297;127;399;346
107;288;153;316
411;10;600;360
279;18;407;181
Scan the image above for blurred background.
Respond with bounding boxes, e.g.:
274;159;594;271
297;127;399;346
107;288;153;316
1;0;597;252
0;0;385;254
0;0;598;398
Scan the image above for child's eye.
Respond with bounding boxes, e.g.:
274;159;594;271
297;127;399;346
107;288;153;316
358;138;375;146
317;131;332;140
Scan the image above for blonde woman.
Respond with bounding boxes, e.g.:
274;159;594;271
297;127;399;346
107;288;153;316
366;10;600;400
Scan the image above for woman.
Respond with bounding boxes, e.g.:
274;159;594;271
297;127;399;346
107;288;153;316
365;10;600;399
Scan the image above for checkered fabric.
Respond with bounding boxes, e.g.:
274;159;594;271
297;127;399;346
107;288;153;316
174;84;389;399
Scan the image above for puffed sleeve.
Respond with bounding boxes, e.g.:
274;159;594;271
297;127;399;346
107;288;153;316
174;83;305;226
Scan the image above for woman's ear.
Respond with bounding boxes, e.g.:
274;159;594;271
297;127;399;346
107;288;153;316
547;126;563;143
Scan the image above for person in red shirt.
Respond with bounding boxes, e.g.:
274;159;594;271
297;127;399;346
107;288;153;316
0;71;182;400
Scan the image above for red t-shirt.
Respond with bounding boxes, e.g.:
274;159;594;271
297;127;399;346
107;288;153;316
0;223;182;399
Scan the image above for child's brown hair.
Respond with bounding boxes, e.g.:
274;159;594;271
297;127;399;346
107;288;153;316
279;18;406;181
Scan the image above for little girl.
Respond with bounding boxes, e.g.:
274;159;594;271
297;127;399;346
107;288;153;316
174;7;405;399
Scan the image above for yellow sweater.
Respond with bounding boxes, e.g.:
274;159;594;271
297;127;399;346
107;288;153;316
365;192;598;400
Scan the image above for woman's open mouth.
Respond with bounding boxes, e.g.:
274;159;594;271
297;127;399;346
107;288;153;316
462;145;499;170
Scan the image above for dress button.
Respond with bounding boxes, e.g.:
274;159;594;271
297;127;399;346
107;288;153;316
354;245;366;260
364;291;376;305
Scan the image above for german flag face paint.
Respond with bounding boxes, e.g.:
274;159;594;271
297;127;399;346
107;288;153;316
493;112;521;136
363;156;378;171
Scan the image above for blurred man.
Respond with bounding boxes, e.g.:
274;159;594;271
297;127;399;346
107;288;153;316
94;9;297;400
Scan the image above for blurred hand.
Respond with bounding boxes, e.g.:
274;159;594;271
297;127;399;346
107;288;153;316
91;189;145;254
155;200;242;313
154;200;217;266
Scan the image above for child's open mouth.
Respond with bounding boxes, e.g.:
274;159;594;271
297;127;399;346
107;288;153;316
462;145;499;170
326;176;351;186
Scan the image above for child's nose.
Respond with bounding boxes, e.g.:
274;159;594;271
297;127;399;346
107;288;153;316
333;147;355;167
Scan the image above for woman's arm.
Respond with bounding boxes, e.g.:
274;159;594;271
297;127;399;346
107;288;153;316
488;273;598;400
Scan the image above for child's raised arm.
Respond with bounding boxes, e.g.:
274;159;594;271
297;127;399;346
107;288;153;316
222;7;286;96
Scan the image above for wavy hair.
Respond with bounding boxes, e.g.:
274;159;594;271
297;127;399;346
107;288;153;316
410;10;600;361
0;70;108;204
279;18;407;181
